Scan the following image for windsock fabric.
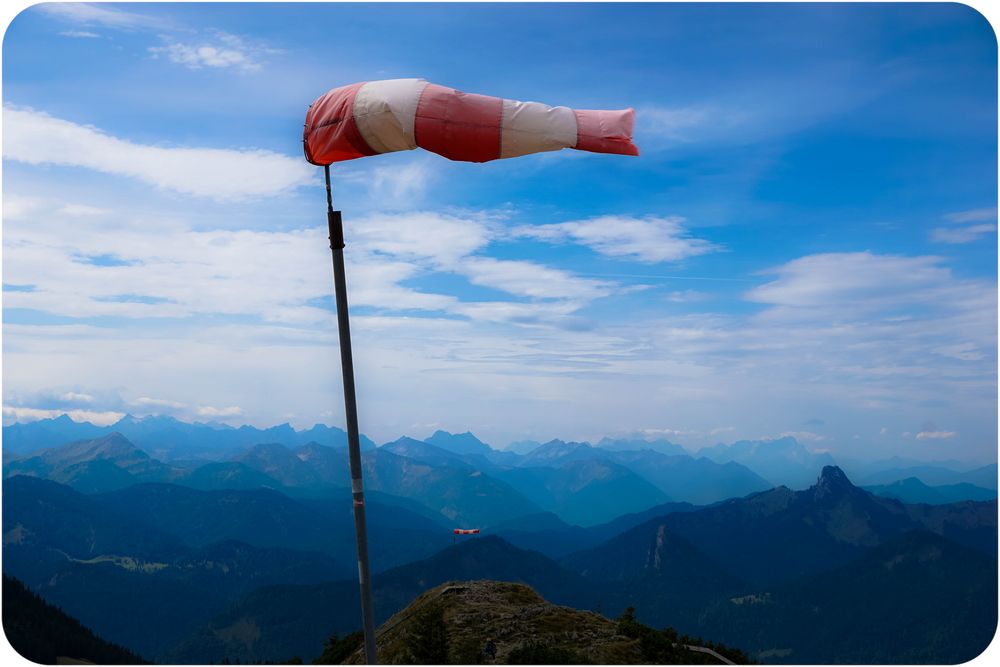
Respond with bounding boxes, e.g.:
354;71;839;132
303;78;639;165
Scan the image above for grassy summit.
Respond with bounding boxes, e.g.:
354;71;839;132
339;579;747;664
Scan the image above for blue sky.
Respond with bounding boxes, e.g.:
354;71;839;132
2;3;997;462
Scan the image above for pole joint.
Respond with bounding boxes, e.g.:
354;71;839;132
324;165;345;250
328;210;345;250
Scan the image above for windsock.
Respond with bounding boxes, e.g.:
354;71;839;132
303;78;639;165
453;528;480;535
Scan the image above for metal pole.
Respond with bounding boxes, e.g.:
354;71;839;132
324;165;377;664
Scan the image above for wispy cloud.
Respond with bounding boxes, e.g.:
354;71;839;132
2;203;621;328
59;391;95;403
638;105;720;142
369;161;435;202
513;215;718;263
746;252;966;311
133;397;186;410
3;106;315;199
931;208;997;244
943;207;997;224
196;405;244;418
39;3;172;30
149;41;258;71
59;30;101;39
351;210;493;264
736;252;996;421
458;257;613;301
40;5;276;74
636;59;897;150
916;430;956;440
930;223;996;244
4;243;995;443
148;32;275;73
666;289;709;303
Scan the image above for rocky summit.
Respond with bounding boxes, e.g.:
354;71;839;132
347;579;740;665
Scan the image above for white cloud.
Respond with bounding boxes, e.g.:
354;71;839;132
41;5;274;74
2;194;43;220
458;257;612;301
639;105;729;142
930;223;996;244
2;203;622;328
933;342;985;362
353;211;491;264
746;252;969;311
2;406;124;426
59;30;101;39
196;405;244;418
636;62;888;150
150;43;255;70
932;208;997;244
369;161;435;203
916;430;956;440
59;392;95;403
944;207;997;224
513;215;717;263
148;32;266;72
3;106;315;199
730;253;995;440
666;289;708;303
3;176;995;455
39;3;171;30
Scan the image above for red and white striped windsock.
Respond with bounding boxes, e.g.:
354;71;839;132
303;78;639;165
453;528;480;535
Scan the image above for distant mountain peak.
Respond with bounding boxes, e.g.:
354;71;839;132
61;431;146;461
244;441;291;454
386;435;424;446
814;465;855;498
94;431;139;448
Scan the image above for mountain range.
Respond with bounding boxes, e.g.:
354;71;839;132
3;414;997;664
2;414;375;461
168;461;996;664
5;414;995;505
17;464;977;664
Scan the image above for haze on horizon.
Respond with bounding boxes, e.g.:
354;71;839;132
2;3;997;463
